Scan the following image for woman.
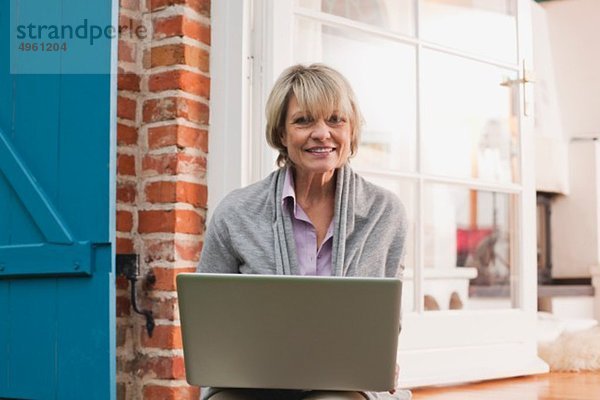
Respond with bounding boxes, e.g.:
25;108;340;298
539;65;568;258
199;64;410;400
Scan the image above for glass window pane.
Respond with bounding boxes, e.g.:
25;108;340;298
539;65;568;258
420;0;517;64
423;183;516;311
421;50;520;183
294;18;417;172
362;175;416;312
297;0;415;36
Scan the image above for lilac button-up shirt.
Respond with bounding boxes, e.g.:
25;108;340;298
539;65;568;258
282;168;334;276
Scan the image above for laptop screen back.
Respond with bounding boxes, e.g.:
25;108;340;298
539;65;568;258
177;273;402;392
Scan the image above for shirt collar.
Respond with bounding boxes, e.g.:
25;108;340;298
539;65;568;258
282;166;335;238
281;167;298;218
282;167;297;209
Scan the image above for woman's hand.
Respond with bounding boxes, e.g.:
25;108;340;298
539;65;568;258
389;363;399;394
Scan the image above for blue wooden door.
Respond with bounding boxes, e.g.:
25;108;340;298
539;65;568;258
0;0;116;399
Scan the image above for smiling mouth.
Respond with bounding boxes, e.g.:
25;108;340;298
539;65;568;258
305;147;335;154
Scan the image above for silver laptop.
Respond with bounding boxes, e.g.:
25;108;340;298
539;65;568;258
177;273;402;392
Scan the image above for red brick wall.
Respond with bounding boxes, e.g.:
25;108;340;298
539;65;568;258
116;0;210;398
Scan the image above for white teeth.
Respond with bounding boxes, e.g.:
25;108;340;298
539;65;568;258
307;148;333;153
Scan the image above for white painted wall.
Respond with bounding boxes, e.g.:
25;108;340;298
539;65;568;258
541;0;600;139
552;140;600;278
531;1;569;194
537;0;600;278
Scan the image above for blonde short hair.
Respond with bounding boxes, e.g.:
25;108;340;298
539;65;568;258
265;63;363;167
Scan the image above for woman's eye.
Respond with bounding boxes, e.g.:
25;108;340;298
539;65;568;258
328;115;345;124
293;116;311;125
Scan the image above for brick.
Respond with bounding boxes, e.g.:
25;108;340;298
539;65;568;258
117;96;137;121
120;0;140;12
117;181;137;203
148;0;210;18
116;324;128;348
150;266;197;291
153;15;210;45
118;72;141;92
142;296;179;321
118;15;144;42
143;97;209;124
138;209;203;236
139;356;186;379
116;295;131;317
141;325;183;349
142;152;178;176
148;125;178;149
182;16;210;45
177;126;208;152
176;153;206;175
147;43;209;72
117;382;127;400
175;209;203;234
118;39;135;63
142;152;206;177
116;237;134;254
117;123;138;145
149;69;210;98
148;125;208;153
116;274;130;290
176;99;209;125
175;238;203;261
138;210;175;233
172;356;186;379
117;154;136;176
145;181;207;207
142;97;177;123
153;15;183;39
146;45;178;68
117;210;134;232
144;239;176;263
143;384;200;400
145;181;177;203
177;181;207;207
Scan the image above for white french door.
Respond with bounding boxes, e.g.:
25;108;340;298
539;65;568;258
244;0;547;386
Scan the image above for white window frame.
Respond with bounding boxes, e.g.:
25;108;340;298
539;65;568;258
210;0;547;387
208;0;253;217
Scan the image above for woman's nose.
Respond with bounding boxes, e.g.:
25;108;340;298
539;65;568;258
310;119;331;140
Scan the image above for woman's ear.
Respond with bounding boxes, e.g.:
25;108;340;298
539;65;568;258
280;130;287;147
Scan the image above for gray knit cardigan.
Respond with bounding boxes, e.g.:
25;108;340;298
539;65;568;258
199;165;407;278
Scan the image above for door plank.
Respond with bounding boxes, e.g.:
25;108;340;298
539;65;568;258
0;282;8;391
56;246;114;399
7;279;58;399
58;74;112;244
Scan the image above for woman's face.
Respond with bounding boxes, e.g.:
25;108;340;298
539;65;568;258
282;95;352;175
